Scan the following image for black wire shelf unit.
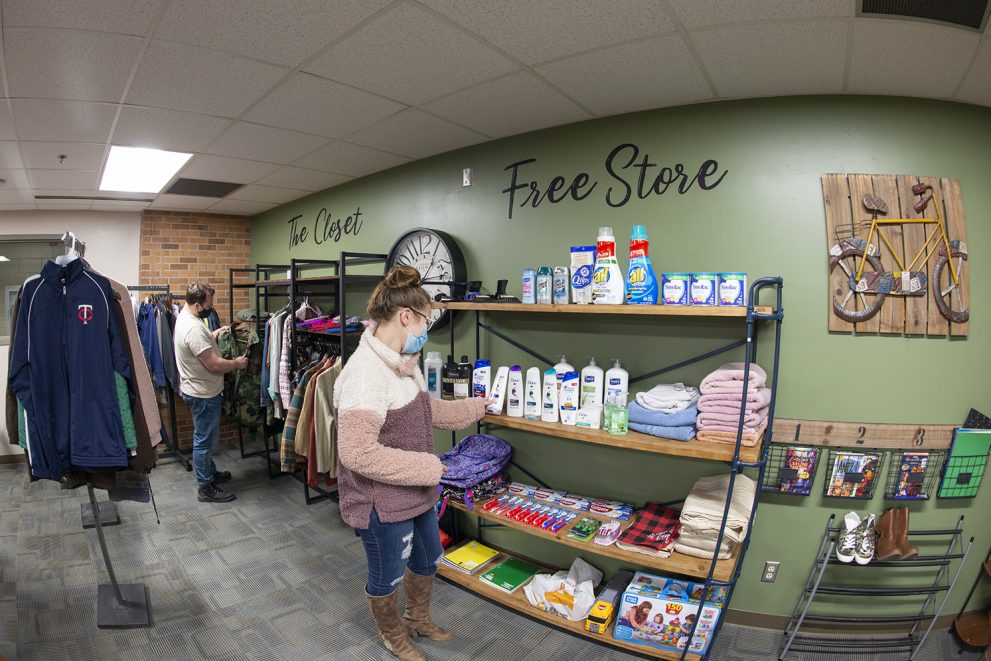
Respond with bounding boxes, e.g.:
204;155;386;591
228;252;386;505
435;277;784;661
780;513;973;660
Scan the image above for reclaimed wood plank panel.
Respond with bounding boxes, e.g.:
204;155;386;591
941;178;970;337
897;175;929;336
921;176;949;336
847;174;880;333
822;174;854;333
871;175;906;334
773;418;955;450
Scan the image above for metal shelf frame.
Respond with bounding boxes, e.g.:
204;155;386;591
438;277;785;661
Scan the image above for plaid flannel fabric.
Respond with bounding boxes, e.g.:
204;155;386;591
279;361;325;472
617;502;681;552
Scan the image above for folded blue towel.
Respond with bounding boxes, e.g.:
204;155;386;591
628;401;698;427
629;422;696;442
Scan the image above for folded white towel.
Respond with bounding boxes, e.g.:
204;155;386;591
635;383;700;413
679;473;756;545
674;539;735;560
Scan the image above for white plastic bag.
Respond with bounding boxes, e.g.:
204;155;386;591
523;557;602;621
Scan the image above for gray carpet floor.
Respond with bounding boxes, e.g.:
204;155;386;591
0;446;981;661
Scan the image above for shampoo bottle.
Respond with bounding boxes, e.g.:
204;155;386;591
541;368;559;423
454;355;471;399
605;359;629;400
472;359;491;399
559;371;580;426
625;225;658;305
580;357;604;408
553;355;574;392
592;226;625;304
506;366;524;417
424;351;443;399
442;355;457;400
487;366;510;414
524;367;541;419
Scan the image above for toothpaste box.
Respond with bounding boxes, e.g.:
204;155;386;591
690;273;718;306
718;273;747;306
589;501;634;520
508;482;536;496
661;273;691;305
558;494;591;511
534;488;567;503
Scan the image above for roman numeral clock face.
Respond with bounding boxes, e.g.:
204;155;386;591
386;228;467;331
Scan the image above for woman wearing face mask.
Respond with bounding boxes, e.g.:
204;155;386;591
334;265;486;661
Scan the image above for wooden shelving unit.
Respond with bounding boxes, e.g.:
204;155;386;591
437;540;701;660
433;301;771;317
483;414;763;463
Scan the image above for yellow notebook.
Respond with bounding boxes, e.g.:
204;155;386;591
443;541;499;572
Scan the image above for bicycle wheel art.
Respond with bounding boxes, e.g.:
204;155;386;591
822;173;970;337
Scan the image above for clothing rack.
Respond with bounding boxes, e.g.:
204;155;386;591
126;285;190;472
61;230;86;257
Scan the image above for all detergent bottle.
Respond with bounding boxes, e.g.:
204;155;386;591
592;226;624;304
625;225;658;305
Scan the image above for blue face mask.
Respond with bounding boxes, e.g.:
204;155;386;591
401;311;430;354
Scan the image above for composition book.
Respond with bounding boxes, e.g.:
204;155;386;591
442;541;500;574
479;556;541;593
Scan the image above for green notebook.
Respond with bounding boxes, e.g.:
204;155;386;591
938;429;991;498
478;556;541;594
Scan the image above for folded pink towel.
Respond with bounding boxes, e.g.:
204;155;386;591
697;421;764;435
698;403;768;419
700;362;767;394
697;407;768;429
698;388;772;410
696;424;766;447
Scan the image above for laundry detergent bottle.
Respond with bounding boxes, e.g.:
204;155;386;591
625;225;658;305
592;226;624;304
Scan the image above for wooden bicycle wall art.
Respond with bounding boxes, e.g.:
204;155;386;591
822;173;970;337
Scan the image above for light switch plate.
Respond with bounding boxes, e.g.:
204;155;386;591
463;168;472;187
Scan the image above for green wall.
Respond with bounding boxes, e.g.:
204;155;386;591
252;96;991;617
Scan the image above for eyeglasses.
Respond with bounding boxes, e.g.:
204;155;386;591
409;308;434;331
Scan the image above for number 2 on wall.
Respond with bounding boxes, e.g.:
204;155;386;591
856;426;866;445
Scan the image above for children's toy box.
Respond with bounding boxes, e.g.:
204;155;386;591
613;571;726;655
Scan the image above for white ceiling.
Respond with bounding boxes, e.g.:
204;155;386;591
0;0;989;216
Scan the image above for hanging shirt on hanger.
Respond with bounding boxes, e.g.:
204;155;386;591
138;302;166;388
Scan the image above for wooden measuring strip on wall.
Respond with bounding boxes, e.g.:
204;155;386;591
772;418;957;450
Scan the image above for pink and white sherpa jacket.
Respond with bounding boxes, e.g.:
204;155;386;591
333;325;485;529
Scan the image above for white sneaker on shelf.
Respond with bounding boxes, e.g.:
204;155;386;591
836;511;861;563
855;513;876;565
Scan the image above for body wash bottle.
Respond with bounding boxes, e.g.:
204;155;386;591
487;366;510;415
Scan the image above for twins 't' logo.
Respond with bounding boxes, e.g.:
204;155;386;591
77;304;93;325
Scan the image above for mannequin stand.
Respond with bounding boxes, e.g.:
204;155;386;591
80;500;120;528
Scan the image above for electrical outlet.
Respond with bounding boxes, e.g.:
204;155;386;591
762;561;780;583
462;168;472;187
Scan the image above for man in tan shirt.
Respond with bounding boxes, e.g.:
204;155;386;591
174;282;246;503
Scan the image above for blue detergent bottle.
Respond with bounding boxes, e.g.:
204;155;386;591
625;225;658;305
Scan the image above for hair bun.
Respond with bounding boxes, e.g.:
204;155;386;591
383;265;421;289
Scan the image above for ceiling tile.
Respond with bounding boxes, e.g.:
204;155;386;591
91;200;152;211
668;0;851;29
346;109;488;159
423;71;590;138
155;0;392;67
420;0;676;64
206;122;329;164
10;99;117;142
226;184;307;204
293;141;409;177
0;105;16;141
691;21;847;98
305;3;518;105
255;167;350;192
4;28;143;102
208;198;277;215
20;142;106;170
848;20;980;98
178;155;280;183
536;36;713;116
0;169;31;189
149;194;221;211
0;142;24;169
126;40;287;117
1;0;163;35
244;73;405;138
29;170;98;189
113;107;231;152
0;189;35;204
956;40;991;106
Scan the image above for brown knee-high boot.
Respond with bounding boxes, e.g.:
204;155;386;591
402;569;453;641
366;589;426;661
894;507;919;559
875;509;901;560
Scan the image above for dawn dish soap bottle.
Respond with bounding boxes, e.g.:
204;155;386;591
592;226;624;305
625;225;658;305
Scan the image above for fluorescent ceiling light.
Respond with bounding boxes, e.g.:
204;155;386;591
99;146;192;193
0;256;9;262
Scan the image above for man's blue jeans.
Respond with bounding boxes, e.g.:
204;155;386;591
358;507;444;596
182;393;221;487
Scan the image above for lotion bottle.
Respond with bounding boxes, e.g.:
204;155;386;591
524;367;541;420
605;358;629;401
541;368;559;423
487;366;510;415
506;366;524;417
580;357;604;408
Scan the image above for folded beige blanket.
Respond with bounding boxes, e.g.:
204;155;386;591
695;424;766;448
674;540;734;560
679;473;757;545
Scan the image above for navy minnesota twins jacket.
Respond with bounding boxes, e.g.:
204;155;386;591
8;258;137;480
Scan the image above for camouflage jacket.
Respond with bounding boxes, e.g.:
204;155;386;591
217;321;263;428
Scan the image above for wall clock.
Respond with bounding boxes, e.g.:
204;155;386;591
385;227;467;331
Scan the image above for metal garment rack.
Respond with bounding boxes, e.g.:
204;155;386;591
781;513;973;660
228;252;386;505
437;277;784;661
126;284;190;472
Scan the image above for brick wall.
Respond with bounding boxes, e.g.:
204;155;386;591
139;210;253;451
